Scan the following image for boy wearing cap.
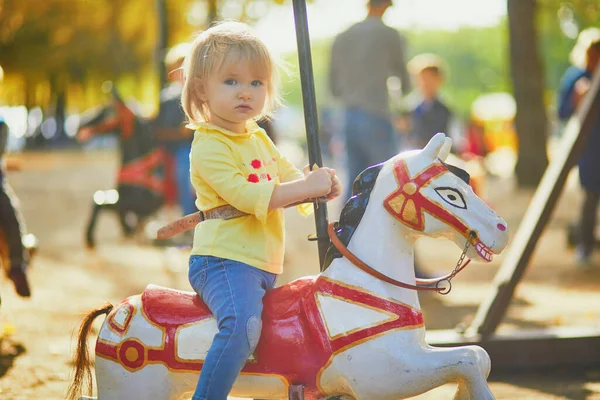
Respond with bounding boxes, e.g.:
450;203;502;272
406;53;452;150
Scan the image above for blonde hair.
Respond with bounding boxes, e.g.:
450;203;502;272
0;65;3;85
181;21;281;125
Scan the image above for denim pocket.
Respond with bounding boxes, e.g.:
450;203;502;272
188;256;207;294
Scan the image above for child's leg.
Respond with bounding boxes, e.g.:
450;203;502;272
0;173;30;297
188;256;276;400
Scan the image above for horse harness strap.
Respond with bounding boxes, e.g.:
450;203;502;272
156;197;329;240
157;205;248;240
327;221;471;294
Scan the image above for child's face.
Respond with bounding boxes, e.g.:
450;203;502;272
416;69;443;99
199;59;268;134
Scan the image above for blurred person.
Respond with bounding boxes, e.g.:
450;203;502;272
406;53;453;150
154;43;198;219
329;0;411;200
178;22;341;399
0;65;31;297
557;28;600;267
406;54;454;280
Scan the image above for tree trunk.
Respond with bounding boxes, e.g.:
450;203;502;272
207;0;218;25
507;0;548;187
156;0;169;91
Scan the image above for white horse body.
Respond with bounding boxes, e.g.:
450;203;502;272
70;133;509;400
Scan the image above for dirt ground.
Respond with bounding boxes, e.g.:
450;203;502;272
0;149;599;400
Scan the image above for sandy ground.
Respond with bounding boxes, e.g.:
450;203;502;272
0;149;599;400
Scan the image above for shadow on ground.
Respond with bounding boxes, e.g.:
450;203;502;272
0;340;26;379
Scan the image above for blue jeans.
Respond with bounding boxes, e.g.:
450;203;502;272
342;107;399;200
188;255;277;400
172;143;197;216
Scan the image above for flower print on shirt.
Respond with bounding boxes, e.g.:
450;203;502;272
251;159;262;169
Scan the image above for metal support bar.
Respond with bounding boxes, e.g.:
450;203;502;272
288;384;305;400
467;66;600;338
291;0;329;270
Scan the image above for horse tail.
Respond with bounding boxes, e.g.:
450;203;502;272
66;303;114;400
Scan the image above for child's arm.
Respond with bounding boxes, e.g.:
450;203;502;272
269;139;341;209
268;168;333;210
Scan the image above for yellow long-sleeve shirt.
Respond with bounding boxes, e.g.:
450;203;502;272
189;120;310;274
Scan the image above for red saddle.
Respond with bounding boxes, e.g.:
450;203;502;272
141;284;211;327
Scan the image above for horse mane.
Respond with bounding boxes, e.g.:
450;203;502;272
323;163;384;269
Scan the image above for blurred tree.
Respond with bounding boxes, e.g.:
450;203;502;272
507;0;549;187
0;0;292;114
506;0;600;187
0;0;157;126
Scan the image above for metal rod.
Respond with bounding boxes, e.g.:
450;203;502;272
288;384;305;400
291;0;329;270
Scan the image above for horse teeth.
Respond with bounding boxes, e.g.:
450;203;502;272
475;241;493;261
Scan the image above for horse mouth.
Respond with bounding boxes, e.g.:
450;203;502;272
475;240;494;262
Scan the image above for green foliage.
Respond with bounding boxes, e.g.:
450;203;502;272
0;0;598;118
0;0;300;111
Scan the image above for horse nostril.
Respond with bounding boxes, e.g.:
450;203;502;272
497;223;506;232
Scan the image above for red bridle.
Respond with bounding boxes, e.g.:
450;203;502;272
329;158;476;294
384;159;474;242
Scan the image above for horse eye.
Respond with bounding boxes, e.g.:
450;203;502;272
434;187;466;209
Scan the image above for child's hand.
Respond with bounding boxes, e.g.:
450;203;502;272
302;164;311;176
327;171;342;201
303;168;332;198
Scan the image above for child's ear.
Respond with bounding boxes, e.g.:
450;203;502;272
192;78;208;102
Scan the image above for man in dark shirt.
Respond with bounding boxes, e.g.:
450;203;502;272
0;65;31;297
329;0;411;200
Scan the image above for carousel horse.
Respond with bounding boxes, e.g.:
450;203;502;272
67;133;509;400
80;90;175;248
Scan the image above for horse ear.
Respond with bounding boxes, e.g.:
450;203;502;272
438;137;453;161
421;132;447;160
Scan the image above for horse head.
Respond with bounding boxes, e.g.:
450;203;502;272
384;132;509;261
326;133;508;300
